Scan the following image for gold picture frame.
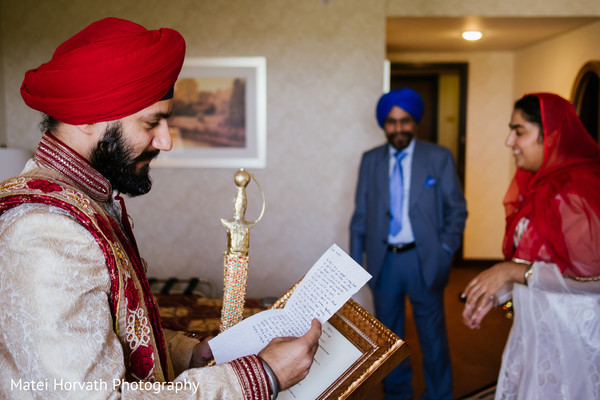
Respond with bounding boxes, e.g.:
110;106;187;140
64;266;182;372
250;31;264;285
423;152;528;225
271;283;409;399
154;57;267;168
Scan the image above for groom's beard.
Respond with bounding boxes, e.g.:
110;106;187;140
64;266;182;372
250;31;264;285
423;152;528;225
90;122;159;196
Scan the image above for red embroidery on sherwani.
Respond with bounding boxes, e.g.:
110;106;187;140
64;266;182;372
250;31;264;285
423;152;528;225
230;355;270;400
95;214;114;241
109;216;170;380
124;276;141;311
26;179;62;193
124;275;155;380
63;188;91;210
0;135;174;381
35;132;112;201
129;343;155;381
0;174;172;381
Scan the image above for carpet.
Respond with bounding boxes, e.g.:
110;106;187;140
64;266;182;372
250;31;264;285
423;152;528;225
456;383;496;400
155;293;267;338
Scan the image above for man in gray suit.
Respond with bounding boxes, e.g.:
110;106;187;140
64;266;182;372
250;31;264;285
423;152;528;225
350;89;467;400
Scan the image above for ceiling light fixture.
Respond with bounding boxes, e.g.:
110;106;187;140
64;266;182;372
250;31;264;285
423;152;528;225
462;31;483;41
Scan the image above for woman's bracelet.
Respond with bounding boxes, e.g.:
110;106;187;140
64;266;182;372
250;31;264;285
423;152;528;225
258;357;279;400
512;258;533;286
524;263;534;286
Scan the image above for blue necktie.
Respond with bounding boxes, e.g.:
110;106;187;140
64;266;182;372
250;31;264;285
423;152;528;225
389;151;406;236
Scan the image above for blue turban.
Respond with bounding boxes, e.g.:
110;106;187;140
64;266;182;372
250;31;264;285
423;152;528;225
376;88;424;128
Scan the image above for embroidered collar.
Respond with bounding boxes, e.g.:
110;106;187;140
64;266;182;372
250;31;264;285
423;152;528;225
35;131;112;202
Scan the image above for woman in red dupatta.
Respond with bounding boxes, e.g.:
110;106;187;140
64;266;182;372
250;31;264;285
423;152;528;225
462;93;600;399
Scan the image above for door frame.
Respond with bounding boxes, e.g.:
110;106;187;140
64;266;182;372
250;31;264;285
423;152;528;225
389;62;468;186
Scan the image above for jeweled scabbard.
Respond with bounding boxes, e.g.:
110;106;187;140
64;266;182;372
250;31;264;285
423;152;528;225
219;254;249;331
219;169;264;332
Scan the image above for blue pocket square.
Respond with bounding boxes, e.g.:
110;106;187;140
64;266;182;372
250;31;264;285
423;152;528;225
425;176;437;187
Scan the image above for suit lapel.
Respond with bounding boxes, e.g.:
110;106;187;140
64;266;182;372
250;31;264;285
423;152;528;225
374;146;390;210
410;140;428;208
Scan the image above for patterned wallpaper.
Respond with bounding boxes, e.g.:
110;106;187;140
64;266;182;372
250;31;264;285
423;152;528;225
2;0;386;298
2;0;600;297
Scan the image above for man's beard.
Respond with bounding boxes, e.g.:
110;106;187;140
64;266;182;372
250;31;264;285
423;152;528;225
90;122;159;197
386;131;413;151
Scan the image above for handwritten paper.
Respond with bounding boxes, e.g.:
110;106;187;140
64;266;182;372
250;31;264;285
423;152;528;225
208;243;371;364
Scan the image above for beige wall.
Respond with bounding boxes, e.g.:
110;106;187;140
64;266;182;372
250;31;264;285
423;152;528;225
387;0;600;16
514;21;600;98
2;0;600;296
387;51;515;259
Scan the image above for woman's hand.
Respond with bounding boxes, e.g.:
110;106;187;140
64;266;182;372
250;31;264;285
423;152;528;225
462;297;495;329
461;261;526;329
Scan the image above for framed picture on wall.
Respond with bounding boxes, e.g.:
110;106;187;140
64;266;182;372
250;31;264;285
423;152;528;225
154;57;267;168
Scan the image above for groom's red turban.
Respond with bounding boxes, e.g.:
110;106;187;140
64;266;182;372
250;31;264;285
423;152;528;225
21;17;185;125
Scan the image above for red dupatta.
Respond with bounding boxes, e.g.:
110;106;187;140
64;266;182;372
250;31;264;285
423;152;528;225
502;93;600;278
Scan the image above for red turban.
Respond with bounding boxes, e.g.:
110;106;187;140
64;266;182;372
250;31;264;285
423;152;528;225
21;17;186;125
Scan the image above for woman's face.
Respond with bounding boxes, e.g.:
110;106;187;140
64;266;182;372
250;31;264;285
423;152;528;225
506;108;545;172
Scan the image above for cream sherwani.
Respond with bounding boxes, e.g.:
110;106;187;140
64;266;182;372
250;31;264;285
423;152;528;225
0;132;270;399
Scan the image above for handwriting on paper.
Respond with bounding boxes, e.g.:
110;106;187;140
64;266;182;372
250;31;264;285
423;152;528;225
208;244;371;364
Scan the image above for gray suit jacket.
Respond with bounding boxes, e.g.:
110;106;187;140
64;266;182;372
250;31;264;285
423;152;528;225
349;140;467;292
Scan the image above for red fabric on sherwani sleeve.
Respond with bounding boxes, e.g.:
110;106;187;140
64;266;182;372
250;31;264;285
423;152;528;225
229;355;271;400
